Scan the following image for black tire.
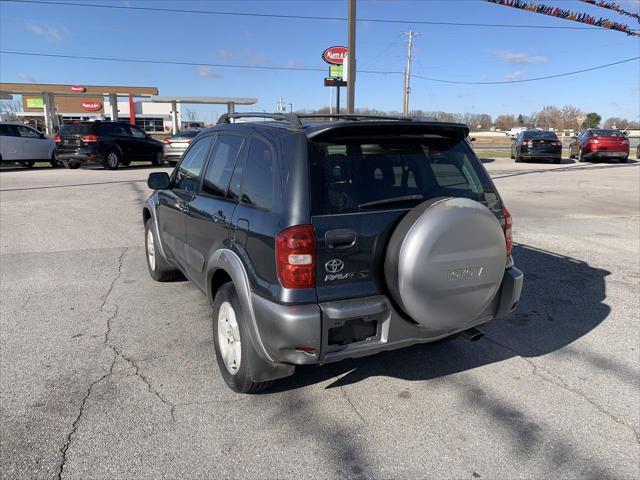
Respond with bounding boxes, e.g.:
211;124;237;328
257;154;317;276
104;150;121;170
578;149;587;163
50;152;63;168
64;161;81;169
510;149;514;160
568;147;574;160
553;157;561;164
619;157;628;163
144;218;179;282
20;161;35;168
152;151;164;167
212;282;273;394
515;154;523;163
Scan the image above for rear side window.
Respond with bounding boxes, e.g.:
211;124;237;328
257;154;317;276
16;126;41;138
240;138;274;210
175;135;214;192
0;125;18;136
129;126;146;138
202;134;244;198
98;123;131;136
309;138;497;215
58;124;94;135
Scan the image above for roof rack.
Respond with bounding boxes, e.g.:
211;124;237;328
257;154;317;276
216;112;416;129
217;112;304;128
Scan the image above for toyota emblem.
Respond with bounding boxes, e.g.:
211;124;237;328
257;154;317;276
325;259;344;273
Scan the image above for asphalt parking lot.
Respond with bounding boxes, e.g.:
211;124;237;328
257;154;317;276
1;157;638;479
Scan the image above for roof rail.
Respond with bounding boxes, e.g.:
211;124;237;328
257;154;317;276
296;114;412;122
216;112;303;128
216;112;422;128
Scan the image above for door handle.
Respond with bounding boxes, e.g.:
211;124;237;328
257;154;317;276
325;229;357;250
177;200;189;213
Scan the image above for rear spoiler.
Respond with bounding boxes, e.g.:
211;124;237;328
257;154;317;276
307;121;470;141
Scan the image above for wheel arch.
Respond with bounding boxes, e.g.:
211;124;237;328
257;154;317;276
206;249;295;382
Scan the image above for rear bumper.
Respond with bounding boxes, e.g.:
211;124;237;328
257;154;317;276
251;266;523;366
583;150;628;158
57;150;103;164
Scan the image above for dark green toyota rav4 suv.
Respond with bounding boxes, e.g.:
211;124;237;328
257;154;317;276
143;113;524;393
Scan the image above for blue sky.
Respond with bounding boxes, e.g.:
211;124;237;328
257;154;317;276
1;0;639;123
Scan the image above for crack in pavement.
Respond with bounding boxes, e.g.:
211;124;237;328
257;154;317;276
484;336;640;446
56;354;117;480
326;366;366;424
56;247;177;479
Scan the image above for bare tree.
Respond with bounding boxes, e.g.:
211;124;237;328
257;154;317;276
560;105;584;131
494;114;516;131
185;109;198;122
0;100;22;121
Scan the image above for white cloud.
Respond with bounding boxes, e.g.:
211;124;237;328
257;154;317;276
243;48;268;64
494;51;547;65
286;58;306;68
505;71;525;81
18;72;37;83
25;21;66;43
195;66;221;78
215;48;233;60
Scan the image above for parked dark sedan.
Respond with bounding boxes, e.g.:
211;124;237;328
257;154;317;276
56;121;164;169
510;130;562;163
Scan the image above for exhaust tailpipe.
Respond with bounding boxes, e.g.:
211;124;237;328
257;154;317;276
461;327;484;342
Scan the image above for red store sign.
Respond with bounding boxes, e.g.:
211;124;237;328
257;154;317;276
322;46;348;65
81;101;102;111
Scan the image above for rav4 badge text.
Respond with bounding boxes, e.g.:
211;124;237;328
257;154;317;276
324;259;368;282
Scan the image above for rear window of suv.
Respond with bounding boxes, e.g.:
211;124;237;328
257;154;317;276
57;123;94;135
309;138;498;215
523;131;558;140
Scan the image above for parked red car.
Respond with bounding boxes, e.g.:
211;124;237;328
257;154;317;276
568;129;629;163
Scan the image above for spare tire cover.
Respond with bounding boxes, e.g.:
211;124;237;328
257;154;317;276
384;197;506;332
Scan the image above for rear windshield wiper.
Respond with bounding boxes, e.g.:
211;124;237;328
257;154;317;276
358;195;426;209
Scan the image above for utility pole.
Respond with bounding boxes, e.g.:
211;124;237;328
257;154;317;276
346;0;356;114
277;96;285;113
402;29;419;116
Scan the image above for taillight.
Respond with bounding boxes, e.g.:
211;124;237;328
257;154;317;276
54;135;61;143
501;206;513;256
82;134;99;143
163;138;172;144
588;139;599;144
521;140;530;146
552;141;562;146
275;225;316;289
187;139;193;144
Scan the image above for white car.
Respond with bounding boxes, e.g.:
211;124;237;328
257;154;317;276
0;122;59;168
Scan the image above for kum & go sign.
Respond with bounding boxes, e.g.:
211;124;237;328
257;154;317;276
322;46;348;65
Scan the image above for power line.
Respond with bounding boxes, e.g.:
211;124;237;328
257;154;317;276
412;57;639;84
0;50;637;85
0;0;605;30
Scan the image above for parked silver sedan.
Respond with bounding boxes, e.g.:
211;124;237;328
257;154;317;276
162;129;201;166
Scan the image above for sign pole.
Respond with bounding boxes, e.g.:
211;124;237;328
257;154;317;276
346;0;356;114
336;86;340;114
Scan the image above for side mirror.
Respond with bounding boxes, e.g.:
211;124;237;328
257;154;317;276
470;137;476;142
148;172;170;190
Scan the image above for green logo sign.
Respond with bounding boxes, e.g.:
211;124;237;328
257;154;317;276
26;98;44;109
329;65;343;78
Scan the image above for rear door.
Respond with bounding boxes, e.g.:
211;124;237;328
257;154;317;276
308;133;502;303
128;125;154;160
0;124;22;160
184;133;245;289
156;134;215;270
16;125;48;159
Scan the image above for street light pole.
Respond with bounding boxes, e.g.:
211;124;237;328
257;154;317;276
346;0;356;114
